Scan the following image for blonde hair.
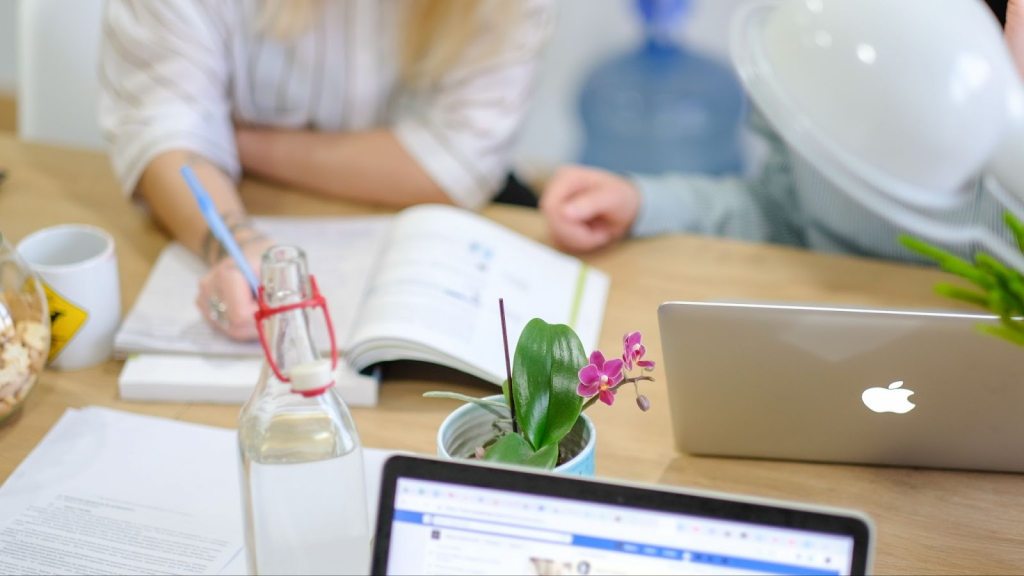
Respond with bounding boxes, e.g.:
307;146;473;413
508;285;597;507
259;0;522;86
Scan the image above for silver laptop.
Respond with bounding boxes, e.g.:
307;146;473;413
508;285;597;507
658;302;1024;473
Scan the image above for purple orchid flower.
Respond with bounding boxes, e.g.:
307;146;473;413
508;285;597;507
577;350;624;406
623;331;655;371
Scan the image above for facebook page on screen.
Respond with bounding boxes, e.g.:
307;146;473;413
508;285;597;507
384;478;856;575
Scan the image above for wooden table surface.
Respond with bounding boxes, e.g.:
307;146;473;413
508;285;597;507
0;134;1020;574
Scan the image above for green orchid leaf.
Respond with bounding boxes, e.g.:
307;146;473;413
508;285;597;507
501;379;510;408
482;433;558;469
510;318;587;450
542;324;587;447
511;319;552;450
523;443;560;469
422;392;509;418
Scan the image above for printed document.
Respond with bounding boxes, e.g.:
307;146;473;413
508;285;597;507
0;407;397;575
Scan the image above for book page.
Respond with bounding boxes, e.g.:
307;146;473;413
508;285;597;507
348;205;610;383
115;216;392;357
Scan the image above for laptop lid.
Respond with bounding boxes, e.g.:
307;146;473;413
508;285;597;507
658;301;1024;473
371;456;873;575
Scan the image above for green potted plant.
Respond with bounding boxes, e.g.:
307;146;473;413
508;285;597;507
428;300;655;476
901;212;1024;346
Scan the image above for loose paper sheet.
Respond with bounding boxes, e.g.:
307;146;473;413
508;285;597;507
0;407;400;576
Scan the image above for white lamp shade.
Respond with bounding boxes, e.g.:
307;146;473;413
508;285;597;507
732;0;1024;210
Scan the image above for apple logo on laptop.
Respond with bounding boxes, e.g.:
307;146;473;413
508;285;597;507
861;381;916;414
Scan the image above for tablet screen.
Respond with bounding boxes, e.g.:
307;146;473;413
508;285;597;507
383;477;857;575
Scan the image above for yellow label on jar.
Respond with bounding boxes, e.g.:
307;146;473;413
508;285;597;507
41;283;88;362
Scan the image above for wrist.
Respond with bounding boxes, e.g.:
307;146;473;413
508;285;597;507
202;212;270;267
240;235;276;266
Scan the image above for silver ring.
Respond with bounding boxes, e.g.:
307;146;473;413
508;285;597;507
208;295;229;328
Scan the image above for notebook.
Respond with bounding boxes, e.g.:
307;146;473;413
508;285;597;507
116;205;609;403
371;456;874;575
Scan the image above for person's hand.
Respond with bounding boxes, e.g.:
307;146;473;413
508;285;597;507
196;237;276;341
540;166;642;253
1008;0;1024;79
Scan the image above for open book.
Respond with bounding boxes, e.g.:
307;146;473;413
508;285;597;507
117;205;610;401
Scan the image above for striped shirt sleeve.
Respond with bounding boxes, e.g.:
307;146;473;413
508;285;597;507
98;0;237;196
629;109;805;248
393;0;555;210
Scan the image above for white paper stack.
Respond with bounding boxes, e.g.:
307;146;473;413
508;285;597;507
118;355;380;406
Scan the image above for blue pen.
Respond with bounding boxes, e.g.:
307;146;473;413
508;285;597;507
180;165;261;295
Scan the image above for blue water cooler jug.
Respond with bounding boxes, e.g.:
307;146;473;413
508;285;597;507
578;0;746;175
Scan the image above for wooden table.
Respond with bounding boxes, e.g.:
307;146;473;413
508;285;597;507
0;134;1020;574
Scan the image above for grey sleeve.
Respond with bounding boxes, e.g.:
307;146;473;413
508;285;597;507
628;111;806;248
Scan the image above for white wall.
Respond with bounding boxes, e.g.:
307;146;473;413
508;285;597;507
0;0;16;93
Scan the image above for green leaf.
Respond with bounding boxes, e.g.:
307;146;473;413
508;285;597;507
501;379;510;408
974;254;1024;313
905;213;1024;350
422;392;509;419
1005;212;1024;255
482;433;558;469
934;284;989;308
543;324;587;446
997;314;1024;336
978;324;1024;347
511;319;551;450
899;235;994;290
510;319;587;450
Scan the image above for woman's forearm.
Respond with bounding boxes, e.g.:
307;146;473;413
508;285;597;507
137;150;263;265
235;128;452;207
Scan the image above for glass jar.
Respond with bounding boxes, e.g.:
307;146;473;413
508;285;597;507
0;231;50;424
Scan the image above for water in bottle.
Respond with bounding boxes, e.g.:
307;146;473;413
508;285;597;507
238;246;370;575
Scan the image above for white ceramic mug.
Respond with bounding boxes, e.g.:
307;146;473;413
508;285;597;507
17;225;121;370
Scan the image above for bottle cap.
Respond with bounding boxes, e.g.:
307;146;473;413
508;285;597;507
289;359;335;397
636;0;689;29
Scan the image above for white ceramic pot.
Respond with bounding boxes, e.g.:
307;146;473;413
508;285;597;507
436;395;596;476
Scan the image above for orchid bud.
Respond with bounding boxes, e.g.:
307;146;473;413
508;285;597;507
636;395;651;412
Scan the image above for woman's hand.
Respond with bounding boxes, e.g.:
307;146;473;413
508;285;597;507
1009;0;1024;78
196;237;276;341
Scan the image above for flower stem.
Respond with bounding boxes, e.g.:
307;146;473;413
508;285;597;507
582;375;655;411
499;298;518;433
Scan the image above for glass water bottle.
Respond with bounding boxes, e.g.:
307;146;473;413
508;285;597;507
238;246;370;575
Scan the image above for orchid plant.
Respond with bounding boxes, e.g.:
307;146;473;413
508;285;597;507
426;302;656;470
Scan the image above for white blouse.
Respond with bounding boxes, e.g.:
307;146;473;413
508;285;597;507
98;0;554;209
